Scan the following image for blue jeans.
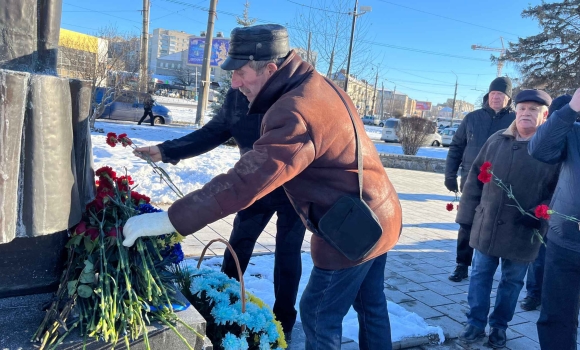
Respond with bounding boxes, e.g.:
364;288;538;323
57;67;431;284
525;238;546;299
537;239;580;350
299;253;391;350
467;250;528;330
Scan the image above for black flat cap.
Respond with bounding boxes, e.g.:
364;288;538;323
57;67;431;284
515;89;552;106
221;24;290;71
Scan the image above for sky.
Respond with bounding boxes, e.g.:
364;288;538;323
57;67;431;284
61;0;545;106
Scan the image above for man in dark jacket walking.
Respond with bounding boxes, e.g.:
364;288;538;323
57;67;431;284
529;88;580;350
138;93;155;126
132;87;306;338
446;77;516;282
456;89;558;348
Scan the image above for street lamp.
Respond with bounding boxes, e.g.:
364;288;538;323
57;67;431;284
344;1;371;94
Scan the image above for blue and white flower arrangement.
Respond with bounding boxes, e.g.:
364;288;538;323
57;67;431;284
175;267;287;350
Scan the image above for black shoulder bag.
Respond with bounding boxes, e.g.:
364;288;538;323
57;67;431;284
306;81;383;261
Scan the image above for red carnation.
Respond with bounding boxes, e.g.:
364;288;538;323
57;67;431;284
477;161;493;184
107;227;120;238
535;204;551;220
446;203;454;211
118;133;133;147
86;227;100;241
116;175;134;192
106;132;118;147
74;221;87;236
131;191;150;205
95;166;117;180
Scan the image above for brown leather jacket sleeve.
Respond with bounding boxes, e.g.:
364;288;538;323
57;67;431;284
167;108;315;235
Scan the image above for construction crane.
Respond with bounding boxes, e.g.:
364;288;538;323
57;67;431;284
471;37;506;77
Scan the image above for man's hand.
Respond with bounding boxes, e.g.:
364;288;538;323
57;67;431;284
570;88;580;112
122;211;176;247
444;178;459;193
133;145;162;162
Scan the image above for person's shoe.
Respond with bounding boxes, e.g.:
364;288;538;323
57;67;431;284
448;264;469;282
459;324;485;343
283;331;292;345
520;296;541;311
488;327;507;348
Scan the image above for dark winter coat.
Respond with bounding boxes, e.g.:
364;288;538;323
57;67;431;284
456;123;560;262
529;104;580;253
157;88;293;205
167;51;402;270
158;88;261;163
445;96;515;191
144;95;155;110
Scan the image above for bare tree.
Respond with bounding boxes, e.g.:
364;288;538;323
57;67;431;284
290;0;376;79
172;66;198;87
58;26;141;129
397;117;432;155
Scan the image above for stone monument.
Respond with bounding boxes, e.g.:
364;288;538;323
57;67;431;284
0;0;95;297
0;1;210;348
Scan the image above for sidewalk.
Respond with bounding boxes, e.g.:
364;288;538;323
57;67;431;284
180;167;553;349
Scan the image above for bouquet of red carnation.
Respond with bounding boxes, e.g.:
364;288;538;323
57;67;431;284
33;166;194;349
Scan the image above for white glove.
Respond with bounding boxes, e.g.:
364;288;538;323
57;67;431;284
122;211;176;247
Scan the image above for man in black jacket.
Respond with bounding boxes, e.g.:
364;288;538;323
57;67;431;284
133;87;306;339
445;77;516;282
138;93;155;126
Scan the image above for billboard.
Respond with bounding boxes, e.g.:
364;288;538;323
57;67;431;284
187;37;230;67
415;101;432;111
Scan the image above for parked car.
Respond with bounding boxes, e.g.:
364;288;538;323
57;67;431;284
95;89;173;125
380;118;400;142
361;115;382;126
381;118;441;146
440;127;457;147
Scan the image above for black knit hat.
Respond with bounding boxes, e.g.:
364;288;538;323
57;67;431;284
221;24;290;71
515;89;552;107
548;94;572;117
488;77;513;98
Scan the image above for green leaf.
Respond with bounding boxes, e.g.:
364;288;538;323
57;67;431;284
84;237;95;253
79;272;94;284
67;280;78;296
77;285;93;298
65;234;83;248
83;259;94;272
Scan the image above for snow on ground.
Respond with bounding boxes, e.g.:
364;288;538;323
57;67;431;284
375;142;449;159
190;253;445;344
92;120;445;343
154;95;197;105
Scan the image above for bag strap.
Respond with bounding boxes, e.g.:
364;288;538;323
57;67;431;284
325;80;364;200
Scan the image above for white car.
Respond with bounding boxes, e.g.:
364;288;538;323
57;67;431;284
381;118;442;146
441;127;458;147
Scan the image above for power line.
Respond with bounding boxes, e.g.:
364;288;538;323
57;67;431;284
61;22;99;31
159;0;491;63
63;3;142;24
376;0;521;38
285;0;350;15
384;79;452;96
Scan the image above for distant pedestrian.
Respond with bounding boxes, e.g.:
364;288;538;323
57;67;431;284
457;89;558;348
520;94;571;312
138;92;155;126
529;88;580;350
445;77;516;282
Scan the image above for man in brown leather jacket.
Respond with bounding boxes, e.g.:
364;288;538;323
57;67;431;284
122;24;402;349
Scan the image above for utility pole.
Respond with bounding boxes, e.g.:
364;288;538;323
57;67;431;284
195;0;218;125
380;82;384;118
344;0;358;94
390;86;396;116
306;31;312;66
450;72;458;127
140;0;150;93
371;69;378;116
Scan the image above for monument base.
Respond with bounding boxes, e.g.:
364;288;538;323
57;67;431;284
0;292;213;350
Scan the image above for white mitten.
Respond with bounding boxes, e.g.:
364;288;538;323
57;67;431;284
122;211;176;247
